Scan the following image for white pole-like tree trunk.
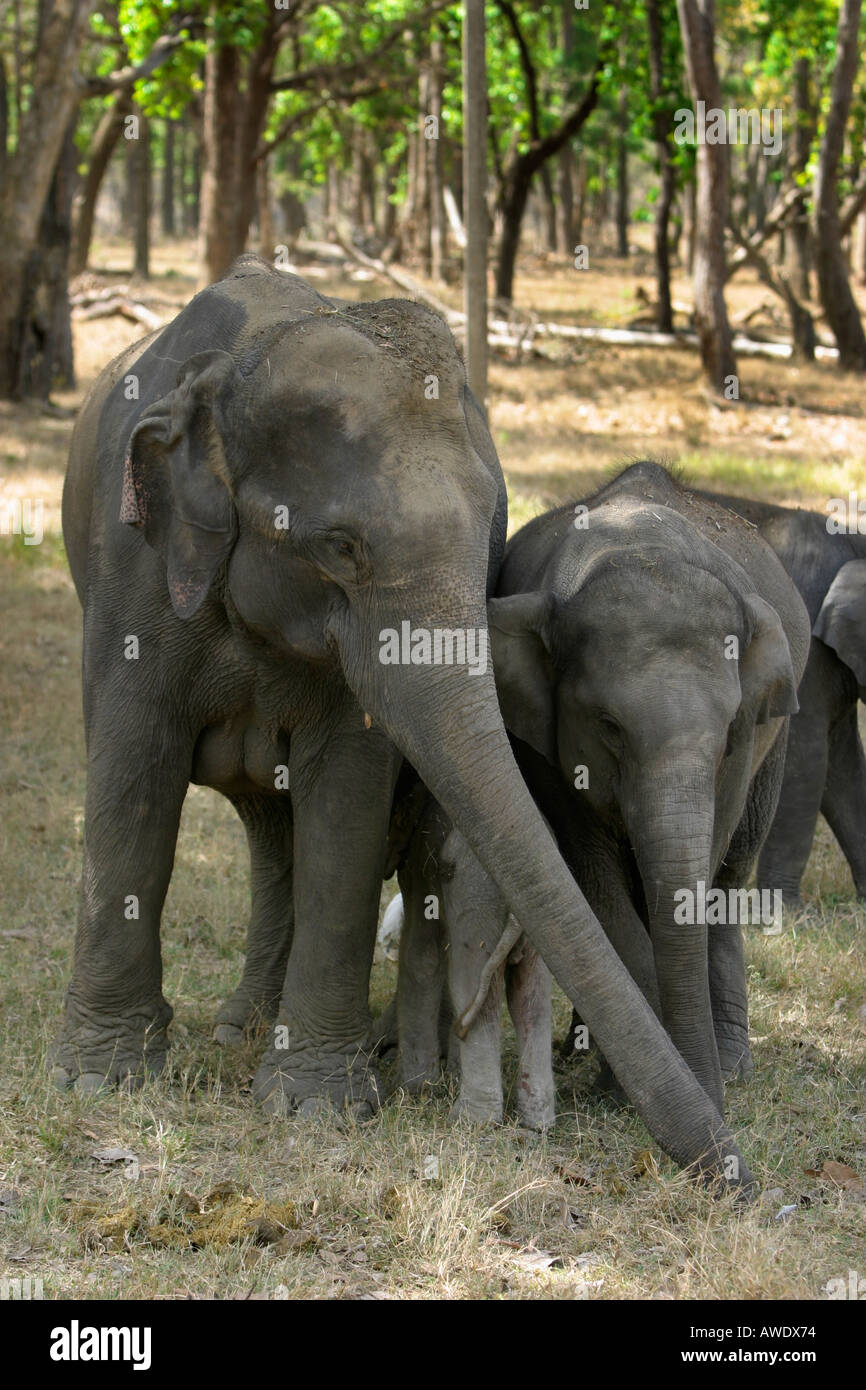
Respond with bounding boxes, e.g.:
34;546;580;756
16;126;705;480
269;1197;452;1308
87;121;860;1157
463;0;488;406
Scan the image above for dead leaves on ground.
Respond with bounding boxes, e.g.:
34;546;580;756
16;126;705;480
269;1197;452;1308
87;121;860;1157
804;1159;866;1200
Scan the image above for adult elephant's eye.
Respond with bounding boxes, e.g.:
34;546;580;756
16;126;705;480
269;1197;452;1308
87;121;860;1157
597;714;622;749
307;530;364;581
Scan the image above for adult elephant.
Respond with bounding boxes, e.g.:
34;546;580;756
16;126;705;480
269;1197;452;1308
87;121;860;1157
479;463;810;1113
57;258;748;1186
699;491;866;906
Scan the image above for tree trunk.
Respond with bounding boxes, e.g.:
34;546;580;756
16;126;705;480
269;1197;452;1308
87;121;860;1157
539;166;558;253
161;117;176;237
257;158;274;260
382;154;400;247
361;140;377;236
615;81;629;258
494;75;600;302
10;118;78;399
590;146;610;241
573;150;587;246
198;41;242;286
70;91;133;276
682;177;696;271
556;146;575;255
416;62;432;271
0;0;96;397
463;0;488;403
856;208;866;287
676;0;737;394
232;26;280;262
647;0;674;331
131;110;151;279
812;0;866;370
429;32;447;281
183;108;202;236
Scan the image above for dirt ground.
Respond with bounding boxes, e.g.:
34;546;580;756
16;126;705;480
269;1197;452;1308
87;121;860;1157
1;239;864;1300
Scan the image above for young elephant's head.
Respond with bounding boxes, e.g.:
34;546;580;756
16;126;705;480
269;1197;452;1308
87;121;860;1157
489;505;798;831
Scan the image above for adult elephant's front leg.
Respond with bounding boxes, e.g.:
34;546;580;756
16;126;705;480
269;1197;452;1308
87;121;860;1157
53;689;191;1092
253;704;401;1116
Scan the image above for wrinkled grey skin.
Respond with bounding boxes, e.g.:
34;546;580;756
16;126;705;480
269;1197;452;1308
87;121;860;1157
57;259;750;1186
698;492;866;907
396;803;555;1130
485;464;810;1114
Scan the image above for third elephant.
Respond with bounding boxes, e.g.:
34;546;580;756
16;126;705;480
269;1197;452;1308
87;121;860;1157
698;489;866;908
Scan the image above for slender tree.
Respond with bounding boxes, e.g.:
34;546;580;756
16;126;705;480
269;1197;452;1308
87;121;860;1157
676;0;737;393
812;0;866;371
463;0;487;404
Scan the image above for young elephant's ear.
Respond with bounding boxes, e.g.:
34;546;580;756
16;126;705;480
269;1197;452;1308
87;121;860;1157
120;349;239;619
740;593;799;725
812;559;866;690
487;592;557;764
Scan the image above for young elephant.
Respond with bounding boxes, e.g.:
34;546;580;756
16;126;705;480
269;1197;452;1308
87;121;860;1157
487;463;810;1113
697;491;866;907
396;801;555;1130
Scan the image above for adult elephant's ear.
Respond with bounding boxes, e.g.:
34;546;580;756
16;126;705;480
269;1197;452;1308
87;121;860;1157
487;592;557;763
120;349;239;619
740;593;799;725
813;559;866;691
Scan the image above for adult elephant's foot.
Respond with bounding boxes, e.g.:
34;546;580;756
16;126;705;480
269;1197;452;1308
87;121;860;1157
252;1027;382;1118
51;993;172;1093
213;984;280;1047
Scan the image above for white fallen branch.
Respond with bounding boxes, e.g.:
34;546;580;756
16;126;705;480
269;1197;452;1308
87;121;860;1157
72;297;164;331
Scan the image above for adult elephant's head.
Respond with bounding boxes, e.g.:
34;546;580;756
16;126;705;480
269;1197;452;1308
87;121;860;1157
489;501;799;1111
119;284;751;1189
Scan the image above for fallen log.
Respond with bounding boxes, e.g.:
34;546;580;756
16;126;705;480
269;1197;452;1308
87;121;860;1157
306;244;839;365
72;297;163;331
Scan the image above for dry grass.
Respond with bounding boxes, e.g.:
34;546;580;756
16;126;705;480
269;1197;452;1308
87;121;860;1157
1;240;865;1300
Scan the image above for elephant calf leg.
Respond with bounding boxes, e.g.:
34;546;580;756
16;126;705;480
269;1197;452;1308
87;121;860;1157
506;943;555;1130
450;941;506;1125
442;829;555;1126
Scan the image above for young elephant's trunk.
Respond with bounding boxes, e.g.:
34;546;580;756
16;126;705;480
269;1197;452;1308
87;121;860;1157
629;765;725;1114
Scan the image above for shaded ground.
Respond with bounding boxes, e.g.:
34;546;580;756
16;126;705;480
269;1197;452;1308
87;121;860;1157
1;240;864;1300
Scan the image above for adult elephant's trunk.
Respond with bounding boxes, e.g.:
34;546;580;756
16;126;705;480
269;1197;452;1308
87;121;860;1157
341;610;750;1189
628;765;725;1115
